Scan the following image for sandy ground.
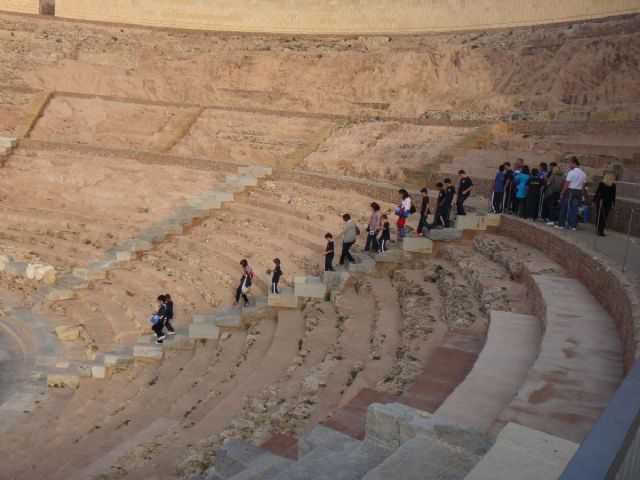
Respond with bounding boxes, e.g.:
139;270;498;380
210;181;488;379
0;14;638;116
171;109;329;165
301;122;474;182
30;96;186;150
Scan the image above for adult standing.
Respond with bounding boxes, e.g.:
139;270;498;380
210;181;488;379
503;162;514;213
416;188;430;236
555;157;587;231
456;170;474;216
443;179;456;228
592;172;617;237
526;168;543;220
339;213;357;265
509;159;524;213
543;165;564;223
365;202;382;251
515;165;531;218
492;165;505;213
233;259;253;307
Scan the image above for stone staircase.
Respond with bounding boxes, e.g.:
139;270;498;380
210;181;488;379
0;136;16;166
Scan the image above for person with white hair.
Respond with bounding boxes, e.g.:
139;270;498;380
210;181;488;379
592;171;617;237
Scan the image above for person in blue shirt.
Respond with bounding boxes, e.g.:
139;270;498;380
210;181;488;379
492;164;505;213
515;165;531;218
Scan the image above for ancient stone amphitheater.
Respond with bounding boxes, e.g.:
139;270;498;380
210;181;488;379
0;1;639;479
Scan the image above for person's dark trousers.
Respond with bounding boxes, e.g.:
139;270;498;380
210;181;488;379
508;186;518;213
526;195;540;220
417;216;428;234
456;195;467;215
271;280;279;294
518;198;527;218
364;231;378;251
442;204;452;228
164;318;175;333
152;320;165;343
596;202;612;235
492;192;503;213
235;285;249;304
325;253;334;271
339;241;355;265
557;189;582;228
430;206;443;228
544;193;560;222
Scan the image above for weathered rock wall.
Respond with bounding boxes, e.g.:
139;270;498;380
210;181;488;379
0;0;39;14
54;0;640;34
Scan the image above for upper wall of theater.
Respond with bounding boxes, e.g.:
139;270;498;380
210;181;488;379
2;0;640;33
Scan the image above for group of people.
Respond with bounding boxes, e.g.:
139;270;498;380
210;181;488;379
491;156;617;236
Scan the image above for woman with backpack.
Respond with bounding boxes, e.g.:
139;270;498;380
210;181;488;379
395;188;414;241
233;259;253;307
151;295;167;344
364;202;382;252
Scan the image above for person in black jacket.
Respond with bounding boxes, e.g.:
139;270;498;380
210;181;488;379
163;294;176;335
416;188;430;236
593;172;617;237
271;258;283;294
456;170;474;216
443;179;456;227
526;168;543;220
151;295;167;344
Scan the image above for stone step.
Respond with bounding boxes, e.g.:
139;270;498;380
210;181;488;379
72;267;107;281
268;286;303;309
133;340;164;361
193;309;243;327
454;213;487;231
425;228;463;242
216;439;293;480
188;322;220;340
464;423;578;480
363;435;478;480
294;275;327;299
373;249;412;263
309;441;391;480
347;253;376;273
237;166;272;177
0;137;17;148
401;237;434;253
436;311;541;432
298;425;361;458
225;173;259;187
321;270;351;289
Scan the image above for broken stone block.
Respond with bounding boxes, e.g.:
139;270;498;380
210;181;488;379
402;237;434;253
426;229;463;242
91;365;107;379
294;276;327;299
47;372;80;389
55;325;82;341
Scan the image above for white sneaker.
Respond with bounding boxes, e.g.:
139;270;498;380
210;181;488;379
571;228;576;231
167;331;176;335
155;340;163;344
546;221;555;226
554;225;563;229
158;335;166;340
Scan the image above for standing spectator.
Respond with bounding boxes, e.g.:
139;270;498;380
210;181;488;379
378;214;391;252
365;202;382;251
151;295;167;344
416;188;430;236
443;179;456;228
543;165;564;223
526;168;543;220
492;165;505;213
163;294;175;335
508;159;524;213
430;182;446;228
593;172;617;237
395;189;413;241
538;162;549;179
503;162;514;213
271;258;283;294
233;259;252;307
456;170;474;216
555;157;587;231
324;233;335;271
515;165;531;218
339;213;357;265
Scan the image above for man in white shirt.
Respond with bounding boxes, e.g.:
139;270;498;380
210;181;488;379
555;157;587;231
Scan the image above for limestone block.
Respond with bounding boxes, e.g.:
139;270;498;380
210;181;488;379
114;250;133;262
454;213;487;231
25;263;36;279
225;173;258;186
55;325;81;341
136;231;167;243
402;237;434;253
47;372;80;389
45;288;75;301
348;254;377;273
72;268;107;281
426;229;463;242
193;310;242;327
268;288;303;309
294;276;327;299
322;270;351;289
130;239;154;252
189;322;220;339
77;363;94;377
91;364;107;379
41;268;57;285
298;425;360;458
237;166;272;177
203;190;235;202
486;213;501;227
133;342;164;361
4;262;27;276
374;250;412;263
0;137;17;148
187;196;221;209
103;353;133;367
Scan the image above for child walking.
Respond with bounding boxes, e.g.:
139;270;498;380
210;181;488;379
151;295;167;344
271;258;283;294
163;294;176;335
233;259;253;307
324;233;335;271
378;214;390;253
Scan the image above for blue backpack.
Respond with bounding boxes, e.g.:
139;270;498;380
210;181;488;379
150;314;161;325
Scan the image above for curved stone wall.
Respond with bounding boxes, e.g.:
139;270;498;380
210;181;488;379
51;0;640;34
0;0;39;14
